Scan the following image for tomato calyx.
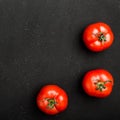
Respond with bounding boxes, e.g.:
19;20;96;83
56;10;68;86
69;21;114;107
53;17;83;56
94;80;111;92
97;32;106;44
46;98;56;109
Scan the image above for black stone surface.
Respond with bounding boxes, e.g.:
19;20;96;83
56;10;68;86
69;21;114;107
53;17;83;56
0;0;120;120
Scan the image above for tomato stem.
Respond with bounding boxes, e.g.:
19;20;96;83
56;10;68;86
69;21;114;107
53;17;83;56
104;80;112;84
47;98;56;109
95;80;111;92
98;33;106;43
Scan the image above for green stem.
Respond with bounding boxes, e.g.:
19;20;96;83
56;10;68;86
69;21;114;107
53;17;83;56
95;80;111;92
98;33;106;43
47;98;56;109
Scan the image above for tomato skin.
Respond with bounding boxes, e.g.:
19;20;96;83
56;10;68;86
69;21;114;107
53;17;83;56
82;69;114;98
36;85;68;115
83;22;114;52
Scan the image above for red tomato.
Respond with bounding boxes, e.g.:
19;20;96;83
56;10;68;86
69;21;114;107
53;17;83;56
82;69;114;98
36;85;68;115
83;22;114;52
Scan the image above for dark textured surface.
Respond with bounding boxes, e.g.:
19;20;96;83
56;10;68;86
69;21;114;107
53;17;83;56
0;0;120;120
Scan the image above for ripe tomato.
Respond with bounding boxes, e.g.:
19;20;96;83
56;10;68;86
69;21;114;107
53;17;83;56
82;69;114;98
83;22;114;52
36;85;68;115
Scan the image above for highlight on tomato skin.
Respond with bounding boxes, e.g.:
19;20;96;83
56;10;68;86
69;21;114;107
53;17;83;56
82;69;114;98
36;84;68;115
83;22;114;52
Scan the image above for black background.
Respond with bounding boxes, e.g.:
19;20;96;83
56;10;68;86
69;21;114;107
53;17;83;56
0;0;120;120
